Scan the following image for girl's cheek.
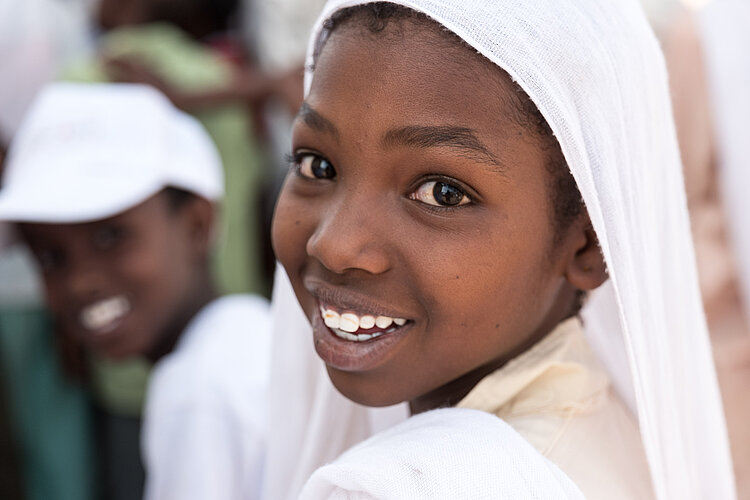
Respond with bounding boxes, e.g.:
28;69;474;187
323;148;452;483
272;194;312;264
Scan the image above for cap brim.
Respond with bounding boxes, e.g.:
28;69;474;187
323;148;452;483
0;168;163;224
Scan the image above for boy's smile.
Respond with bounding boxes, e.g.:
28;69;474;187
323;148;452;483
79;294;131;333
272;18;595;412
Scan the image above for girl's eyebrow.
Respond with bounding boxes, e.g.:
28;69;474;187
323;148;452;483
296;103;340;141
382;125;502;170
296;102;503;172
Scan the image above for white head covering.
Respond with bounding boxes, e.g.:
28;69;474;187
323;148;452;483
698;0;750;330
266;1;736;499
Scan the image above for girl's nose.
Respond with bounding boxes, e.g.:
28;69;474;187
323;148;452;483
306;200;392;276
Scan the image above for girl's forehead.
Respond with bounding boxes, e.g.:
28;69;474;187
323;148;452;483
308;23;526;145
319;19;501;87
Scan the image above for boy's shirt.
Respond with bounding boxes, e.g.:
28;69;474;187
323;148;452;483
142;294;271;500
457;317;655;500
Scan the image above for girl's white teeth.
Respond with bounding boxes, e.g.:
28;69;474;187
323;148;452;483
323;309;340;329
320;307;407;341
332;329;383;342
375;316;392;329
339;313;359;333
359;315;376;329
80;296;130;332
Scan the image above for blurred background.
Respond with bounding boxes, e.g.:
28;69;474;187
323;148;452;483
0;0;748;499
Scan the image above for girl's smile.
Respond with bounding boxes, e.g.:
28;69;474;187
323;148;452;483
272;15;598;413
305;277;414;371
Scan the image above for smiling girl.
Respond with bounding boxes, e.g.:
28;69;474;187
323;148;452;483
269;1;736;498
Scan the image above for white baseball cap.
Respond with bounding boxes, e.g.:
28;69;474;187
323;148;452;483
0;82;224;224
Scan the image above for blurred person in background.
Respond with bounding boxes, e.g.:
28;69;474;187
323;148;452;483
0;83;272;500
658;1;750;496
0;1;96;499
56;1;273;497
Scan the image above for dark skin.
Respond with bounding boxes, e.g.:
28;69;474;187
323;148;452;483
19;191;217;362
272;19;607;414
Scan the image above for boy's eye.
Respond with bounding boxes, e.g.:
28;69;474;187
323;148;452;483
296;153;336;180
410;181;470;208
92;225;125;250
36;249;65;273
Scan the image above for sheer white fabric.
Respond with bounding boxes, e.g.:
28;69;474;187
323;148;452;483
299;409;584;500
699;0;750;331
265;1;736;499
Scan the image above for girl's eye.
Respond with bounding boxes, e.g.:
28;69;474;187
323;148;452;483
409;181;471;208
296;153;336;180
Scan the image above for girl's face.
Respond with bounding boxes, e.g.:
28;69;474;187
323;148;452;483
273;21;586;412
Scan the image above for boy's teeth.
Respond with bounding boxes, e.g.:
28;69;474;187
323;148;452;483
320;306;407;341
80;296;130;332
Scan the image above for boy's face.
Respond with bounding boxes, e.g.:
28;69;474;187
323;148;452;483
20;192;205;360
273;22;583;410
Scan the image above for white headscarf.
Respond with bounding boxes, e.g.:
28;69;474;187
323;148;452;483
265;1;736;499
698;0;750;330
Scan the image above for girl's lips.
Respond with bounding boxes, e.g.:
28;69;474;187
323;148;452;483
304;277;412;320
311;309;413;372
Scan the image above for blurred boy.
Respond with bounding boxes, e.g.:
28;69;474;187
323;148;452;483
0;82;271;499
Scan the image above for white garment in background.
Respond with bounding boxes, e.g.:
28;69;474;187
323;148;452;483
243;0;328;73
142;295;271;500
0;0;92;141
265;0;735;499
639;0;683;33
699;0;750;329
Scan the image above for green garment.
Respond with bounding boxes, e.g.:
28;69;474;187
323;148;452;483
88;356;150;417
64;22;268;297
0;307;95;500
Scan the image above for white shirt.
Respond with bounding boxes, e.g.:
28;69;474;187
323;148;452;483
142;295;271;500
